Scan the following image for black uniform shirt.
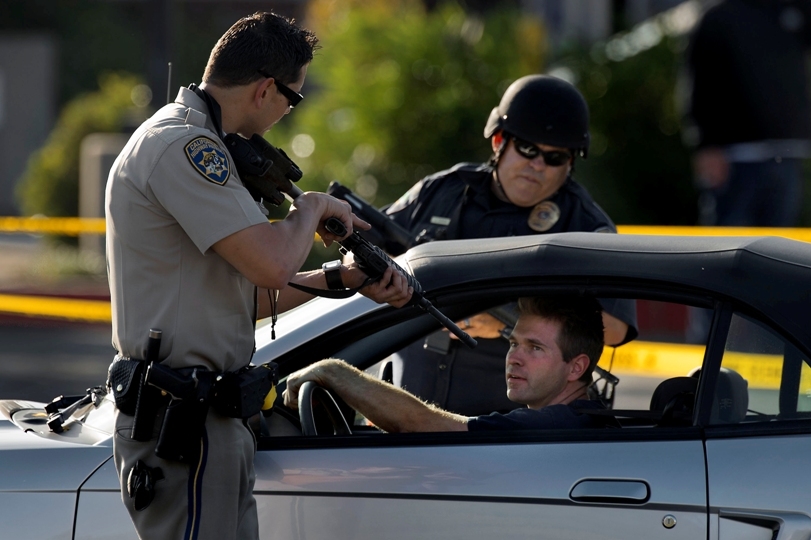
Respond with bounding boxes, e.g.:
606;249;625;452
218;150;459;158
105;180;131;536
385;163;615;255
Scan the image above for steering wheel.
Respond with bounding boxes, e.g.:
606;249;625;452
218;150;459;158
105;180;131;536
298;381;352;436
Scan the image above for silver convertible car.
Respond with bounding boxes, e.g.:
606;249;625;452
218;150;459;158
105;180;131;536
2;232;811;540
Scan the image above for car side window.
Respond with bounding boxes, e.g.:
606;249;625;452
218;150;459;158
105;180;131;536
605;299;707;414
714;312;811;425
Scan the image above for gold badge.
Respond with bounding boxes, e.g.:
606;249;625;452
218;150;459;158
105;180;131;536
528;201;560;232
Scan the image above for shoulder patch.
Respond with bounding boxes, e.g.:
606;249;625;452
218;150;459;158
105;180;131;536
184;136;230;185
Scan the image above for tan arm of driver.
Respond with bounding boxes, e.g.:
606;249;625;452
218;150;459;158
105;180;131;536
284;359;469;433
602;311;629;347
453;311;629;346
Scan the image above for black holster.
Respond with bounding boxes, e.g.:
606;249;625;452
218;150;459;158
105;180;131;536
155;394;210;464
132;372;168;441
150;366;216;464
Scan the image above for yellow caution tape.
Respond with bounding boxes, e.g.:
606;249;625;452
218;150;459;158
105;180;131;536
601;341;811;391
0;288;802;392
617;225;811;242
0;294;111;323
0;217;810;242
599;340;707;379
0;217;106;236
0;217;809;389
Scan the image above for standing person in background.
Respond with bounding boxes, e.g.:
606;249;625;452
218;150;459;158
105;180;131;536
373;75;637;417
686;0;811;227
684;0;811;343
106;12;410;540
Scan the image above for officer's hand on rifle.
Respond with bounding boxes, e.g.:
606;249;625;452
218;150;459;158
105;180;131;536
290;191;371;247
355;265;413;308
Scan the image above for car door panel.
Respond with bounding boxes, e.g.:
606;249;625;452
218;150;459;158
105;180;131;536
254;438;707;540
706;434;811;540
75;458;135;540
0;492;75;540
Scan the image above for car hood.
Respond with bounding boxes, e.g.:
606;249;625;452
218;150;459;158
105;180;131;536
0;398;114;450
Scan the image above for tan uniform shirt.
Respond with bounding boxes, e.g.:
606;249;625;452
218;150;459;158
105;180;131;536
105;87;268;372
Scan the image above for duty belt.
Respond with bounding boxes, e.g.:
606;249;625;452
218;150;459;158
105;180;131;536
107;356;278;463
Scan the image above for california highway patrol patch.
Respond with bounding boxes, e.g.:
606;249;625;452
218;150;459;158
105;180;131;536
184;137;230;185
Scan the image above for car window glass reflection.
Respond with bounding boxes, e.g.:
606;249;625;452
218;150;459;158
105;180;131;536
717;312;811;424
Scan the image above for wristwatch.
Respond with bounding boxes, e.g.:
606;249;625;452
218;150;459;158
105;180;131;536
322;259;345;290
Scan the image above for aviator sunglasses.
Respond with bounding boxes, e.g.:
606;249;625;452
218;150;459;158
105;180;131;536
257;69;304;108
511;136;572;167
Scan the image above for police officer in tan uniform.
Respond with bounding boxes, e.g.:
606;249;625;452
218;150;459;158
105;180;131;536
106;12;410;540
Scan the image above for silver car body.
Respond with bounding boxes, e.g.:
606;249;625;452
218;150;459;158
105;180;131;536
2;233;810;540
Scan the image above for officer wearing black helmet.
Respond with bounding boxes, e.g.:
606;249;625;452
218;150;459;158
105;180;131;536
380;74;637;417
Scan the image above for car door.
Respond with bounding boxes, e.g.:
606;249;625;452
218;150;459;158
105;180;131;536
248;289;711;540
704;310;811;540
252;431;707;540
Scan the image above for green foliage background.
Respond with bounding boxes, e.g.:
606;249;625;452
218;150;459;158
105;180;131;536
268;1;546;206
16;73;149;218
559;36;699;225
268;0;708;228
20;0;811;237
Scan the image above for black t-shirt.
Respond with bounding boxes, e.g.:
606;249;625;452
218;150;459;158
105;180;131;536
467;400;606;431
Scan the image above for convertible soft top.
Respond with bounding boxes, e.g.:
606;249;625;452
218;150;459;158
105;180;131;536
404;233;811;348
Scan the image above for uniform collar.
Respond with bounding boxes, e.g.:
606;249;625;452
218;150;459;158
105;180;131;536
174;86;224;137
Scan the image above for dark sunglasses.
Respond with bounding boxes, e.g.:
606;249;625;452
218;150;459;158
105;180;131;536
257;69;304;108
512;137;572;167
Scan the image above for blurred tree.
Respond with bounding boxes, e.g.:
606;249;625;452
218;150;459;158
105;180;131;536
268;0;547;206
271;0;701;226
0;2;146;106
16;72;150;220
552;30;698;225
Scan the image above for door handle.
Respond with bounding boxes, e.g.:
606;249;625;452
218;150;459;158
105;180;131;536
569;479;650;504
720;509;811;540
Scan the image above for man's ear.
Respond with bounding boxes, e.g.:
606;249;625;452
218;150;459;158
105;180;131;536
253;77;273;107
567;354;590;381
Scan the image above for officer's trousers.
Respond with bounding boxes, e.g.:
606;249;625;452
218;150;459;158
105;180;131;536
114;407;258;540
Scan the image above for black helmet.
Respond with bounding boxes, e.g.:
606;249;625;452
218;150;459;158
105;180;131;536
484;75;590;158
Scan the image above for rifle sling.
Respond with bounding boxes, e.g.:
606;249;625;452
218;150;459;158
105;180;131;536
287;277;376;299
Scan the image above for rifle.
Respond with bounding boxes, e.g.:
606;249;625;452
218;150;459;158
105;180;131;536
225;133;476;349
323;217;476;348
326;181;412;253
330;182;523;346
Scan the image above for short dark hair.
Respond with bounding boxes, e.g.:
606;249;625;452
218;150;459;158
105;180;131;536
517;296;604;382
203;11;319;87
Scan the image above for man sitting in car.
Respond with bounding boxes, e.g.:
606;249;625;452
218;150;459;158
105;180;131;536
283;295;607;432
